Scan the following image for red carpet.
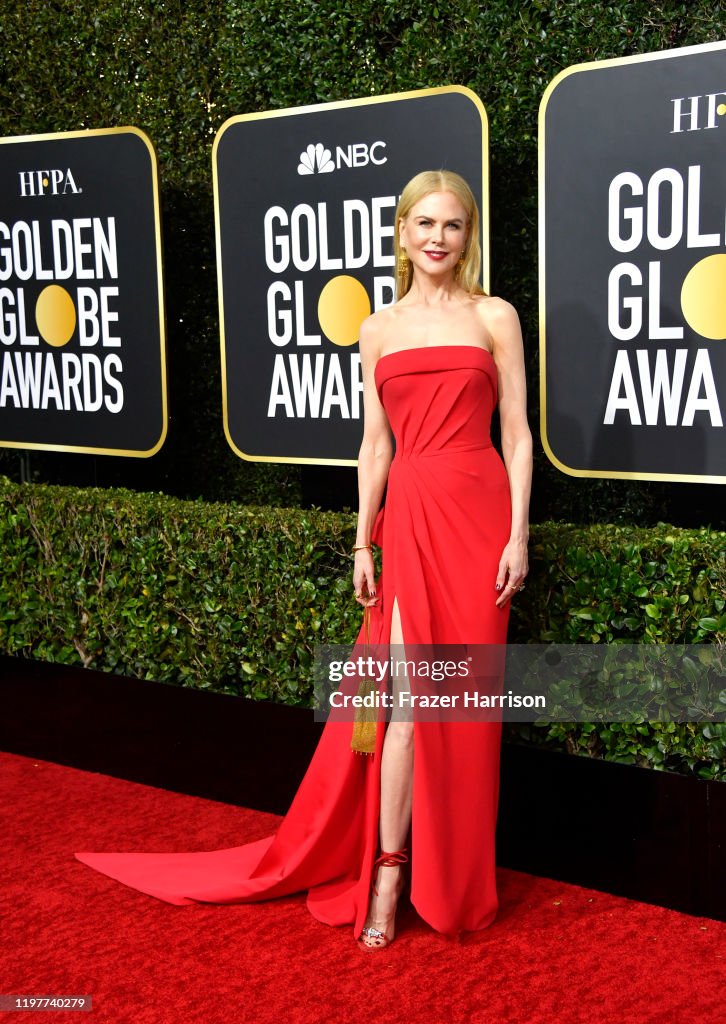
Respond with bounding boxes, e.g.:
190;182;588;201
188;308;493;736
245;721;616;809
1;750;723;1024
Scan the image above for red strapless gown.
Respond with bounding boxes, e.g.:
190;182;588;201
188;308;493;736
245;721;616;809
75;345;513;939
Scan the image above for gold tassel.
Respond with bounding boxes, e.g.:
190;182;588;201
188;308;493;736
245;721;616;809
350;676;378;755
351;603;378;756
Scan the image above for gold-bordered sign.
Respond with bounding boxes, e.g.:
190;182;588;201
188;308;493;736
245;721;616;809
213;86;489;465
0;126;167;458
539;40;726;484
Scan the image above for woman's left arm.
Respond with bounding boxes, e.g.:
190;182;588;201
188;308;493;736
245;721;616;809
482;299;533;606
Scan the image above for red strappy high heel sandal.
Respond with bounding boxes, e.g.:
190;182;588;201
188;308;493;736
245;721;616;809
357;848;409;951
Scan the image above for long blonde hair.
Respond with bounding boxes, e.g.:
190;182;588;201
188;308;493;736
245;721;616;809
394;170;485;299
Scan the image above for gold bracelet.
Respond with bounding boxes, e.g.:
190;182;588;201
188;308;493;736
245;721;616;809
352;544;372;552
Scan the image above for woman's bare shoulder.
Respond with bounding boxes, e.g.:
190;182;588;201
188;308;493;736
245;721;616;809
358;306;398;355
472;295;524;360
472;293;520;326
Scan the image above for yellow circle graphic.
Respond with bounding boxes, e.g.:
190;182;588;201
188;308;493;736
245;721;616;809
317;275;371;347
680;254;726;340
717;103;726;116
35;285;76;347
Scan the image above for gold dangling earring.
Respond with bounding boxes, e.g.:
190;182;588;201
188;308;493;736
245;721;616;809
398;248;409;274
457;250;466;271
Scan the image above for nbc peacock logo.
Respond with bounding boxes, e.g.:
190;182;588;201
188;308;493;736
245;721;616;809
297;143;335;175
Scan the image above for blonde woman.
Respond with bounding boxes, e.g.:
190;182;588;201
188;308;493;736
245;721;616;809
351;169;532;948
75;170;532;954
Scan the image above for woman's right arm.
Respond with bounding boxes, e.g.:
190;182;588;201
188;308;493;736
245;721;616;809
353;317;393;605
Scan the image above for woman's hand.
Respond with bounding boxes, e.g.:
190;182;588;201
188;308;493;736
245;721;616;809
353;549;379;606
495;537;529;608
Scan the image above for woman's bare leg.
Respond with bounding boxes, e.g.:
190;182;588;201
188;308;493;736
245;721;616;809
359;596;413;946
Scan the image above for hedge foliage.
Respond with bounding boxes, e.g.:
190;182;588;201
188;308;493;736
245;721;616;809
1;478;724;778
0;1;723;528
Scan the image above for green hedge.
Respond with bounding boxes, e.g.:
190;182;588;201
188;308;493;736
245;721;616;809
0;1;723;527
1;478;724;778
0;478;358;701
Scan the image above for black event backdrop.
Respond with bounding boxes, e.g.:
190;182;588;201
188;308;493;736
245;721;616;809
0;129;166;456
542;42;726;483
215;88;485;464
0;0;723;527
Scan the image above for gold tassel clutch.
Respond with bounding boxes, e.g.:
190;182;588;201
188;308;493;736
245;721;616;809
350;677;378;755
351;603;378;756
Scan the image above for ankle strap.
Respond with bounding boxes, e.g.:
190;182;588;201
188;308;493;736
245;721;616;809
374;848;409;868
